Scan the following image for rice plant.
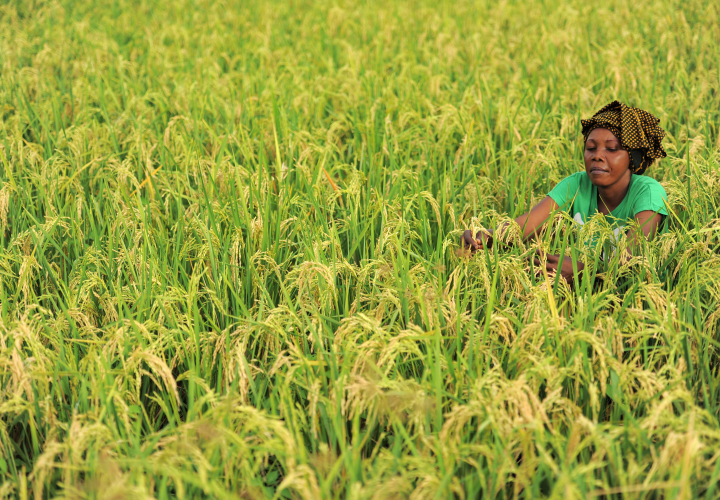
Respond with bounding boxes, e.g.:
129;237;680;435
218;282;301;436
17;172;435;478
1;0;720;498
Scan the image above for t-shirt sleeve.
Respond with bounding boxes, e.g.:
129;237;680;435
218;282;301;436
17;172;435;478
631;180;669;216
548;173;582;211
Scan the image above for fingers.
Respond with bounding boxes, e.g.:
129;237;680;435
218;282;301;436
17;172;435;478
531;255;577;286
461;230;480;252
532;253;557;264
532;257;558;272
476;230;495;250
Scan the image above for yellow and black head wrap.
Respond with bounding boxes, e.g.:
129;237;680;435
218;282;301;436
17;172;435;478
581;101;667;175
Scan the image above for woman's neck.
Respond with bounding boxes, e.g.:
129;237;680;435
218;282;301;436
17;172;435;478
597;172;632;213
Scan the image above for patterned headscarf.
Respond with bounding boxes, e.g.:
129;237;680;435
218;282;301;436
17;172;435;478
581;101;667;175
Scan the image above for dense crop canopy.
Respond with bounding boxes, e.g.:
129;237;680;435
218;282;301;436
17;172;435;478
1;0;720;498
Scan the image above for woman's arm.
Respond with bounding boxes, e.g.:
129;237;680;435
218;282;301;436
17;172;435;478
627;210;664;254
461;196;560;252
540;211;664;283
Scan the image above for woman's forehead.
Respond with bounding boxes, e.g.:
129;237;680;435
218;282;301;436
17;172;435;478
586;128;621;142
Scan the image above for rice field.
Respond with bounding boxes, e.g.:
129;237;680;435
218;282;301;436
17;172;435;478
1;0;720;498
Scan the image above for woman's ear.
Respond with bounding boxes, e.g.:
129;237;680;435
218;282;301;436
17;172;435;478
629;150;645;174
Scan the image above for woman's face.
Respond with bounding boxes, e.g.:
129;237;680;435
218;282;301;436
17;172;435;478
584;128;631;188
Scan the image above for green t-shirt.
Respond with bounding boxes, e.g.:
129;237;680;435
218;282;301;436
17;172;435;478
548;172;668;232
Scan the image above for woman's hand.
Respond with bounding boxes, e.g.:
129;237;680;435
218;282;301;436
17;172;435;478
460;196;560;256
533;254;584;285
461;229;493;254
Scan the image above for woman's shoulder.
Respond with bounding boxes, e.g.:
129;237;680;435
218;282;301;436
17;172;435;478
629;174;668;215
631;174;668;195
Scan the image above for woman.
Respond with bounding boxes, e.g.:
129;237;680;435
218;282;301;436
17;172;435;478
461;101;669;283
